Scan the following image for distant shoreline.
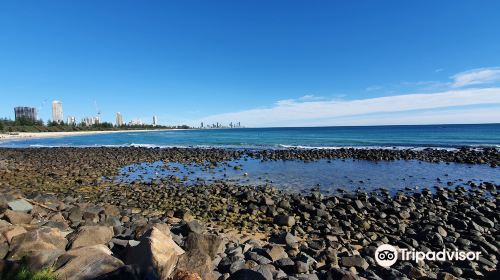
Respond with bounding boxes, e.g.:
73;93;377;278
0;129;189;141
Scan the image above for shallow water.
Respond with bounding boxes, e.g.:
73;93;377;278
116;157;499;193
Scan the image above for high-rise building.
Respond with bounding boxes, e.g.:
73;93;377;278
152;116;158;126
82;117;96;126
129;119;143;126
14;107;37;122
52;100;63;123
67;116;76;125
116;112;123;126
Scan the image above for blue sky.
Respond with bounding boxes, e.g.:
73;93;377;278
1;0;500;127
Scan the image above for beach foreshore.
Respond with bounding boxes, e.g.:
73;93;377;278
0;129;185;141
0;147;497;279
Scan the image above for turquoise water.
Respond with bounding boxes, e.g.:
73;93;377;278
1;124;499;148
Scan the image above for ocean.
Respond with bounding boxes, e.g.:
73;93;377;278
1;123;499;193
1;124;499;149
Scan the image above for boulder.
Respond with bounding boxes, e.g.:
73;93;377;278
4;210;32;224
3;226;27;243
103;205;121;217
185;232;226;259
25;249;65;271
175;249;215;280
265;245;288;262
228;269;267;280
134;223;171;240
67;225;114;249
68;206;83;223
94;264;143;280
7;227;67;262
273;215;295;227
340;256;369;270
172;270;203;280
174;209;194;221
0;240;8;259
55;245;124;280
185;220;205;234
125;226;185;279
284;233;299;248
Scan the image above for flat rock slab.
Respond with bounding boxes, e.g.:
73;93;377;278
7;227;68;261
67;225;114;249
55;245;124;280
7;199;33;213
4;210;32;225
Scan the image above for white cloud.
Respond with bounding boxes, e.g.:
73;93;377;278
451;67;500;87
198;88;500;127
298;94;324;101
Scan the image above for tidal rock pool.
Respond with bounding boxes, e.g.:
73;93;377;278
116;156;499;194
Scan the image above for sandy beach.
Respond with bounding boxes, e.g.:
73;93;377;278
0;129;179;141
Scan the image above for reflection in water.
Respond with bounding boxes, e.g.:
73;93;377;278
115;157;499;194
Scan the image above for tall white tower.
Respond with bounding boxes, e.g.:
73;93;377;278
52;100;63;123
116;112;123;126
152;116;158;127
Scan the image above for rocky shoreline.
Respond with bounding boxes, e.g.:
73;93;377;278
0;147;498;279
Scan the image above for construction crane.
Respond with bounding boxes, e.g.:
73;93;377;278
94;101;101;124
38;99;47;113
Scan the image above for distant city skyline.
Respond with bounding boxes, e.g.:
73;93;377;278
1;1;500;127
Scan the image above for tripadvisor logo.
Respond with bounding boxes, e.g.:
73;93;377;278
375;244;481;267
375;244;398;267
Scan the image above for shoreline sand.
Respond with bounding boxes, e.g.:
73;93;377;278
0;129;189;141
